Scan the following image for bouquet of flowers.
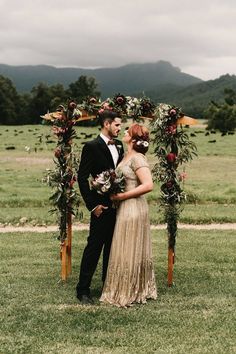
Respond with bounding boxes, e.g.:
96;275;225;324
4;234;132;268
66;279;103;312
91;169;125;195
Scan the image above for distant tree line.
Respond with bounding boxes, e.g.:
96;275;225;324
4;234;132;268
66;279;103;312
0;75;100;125
205;88;236;132
1;73;236;132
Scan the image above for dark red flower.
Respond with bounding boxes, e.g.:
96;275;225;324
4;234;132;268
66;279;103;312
54;147;61;158
165;124;177;135
68;101;77;111
143;102;151;109
166;181;173;189
67;120;75;127
166;153;177;163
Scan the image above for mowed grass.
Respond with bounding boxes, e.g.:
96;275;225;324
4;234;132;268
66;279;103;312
0;230;235;354
0;123;236;225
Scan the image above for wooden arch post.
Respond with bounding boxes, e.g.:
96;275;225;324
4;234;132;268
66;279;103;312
60;212;72;280
60;112;96;281
168;247;175;287
42;104;97;281
150;105;198;288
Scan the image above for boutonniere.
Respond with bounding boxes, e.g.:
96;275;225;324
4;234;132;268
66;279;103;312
116;144;122;153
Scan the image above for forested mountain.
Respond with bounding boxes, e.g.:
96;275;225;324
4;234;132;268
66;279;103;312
0;61;236;121
145;74;236;117
0;61;202;97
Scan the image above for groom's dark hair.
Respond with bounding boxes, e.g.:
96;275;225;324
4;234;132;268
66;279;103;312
98;110;120;127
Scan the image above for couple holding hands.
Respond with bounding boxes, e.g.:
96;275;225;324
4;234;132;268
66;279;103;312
76;110;157;308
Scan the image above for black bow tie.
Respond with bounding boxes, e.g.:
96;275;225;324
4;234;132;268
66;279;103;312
107;139;115;145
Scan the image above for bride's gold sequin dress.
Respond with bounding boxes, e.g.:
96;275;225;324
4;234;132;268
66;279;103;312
100;153;157;307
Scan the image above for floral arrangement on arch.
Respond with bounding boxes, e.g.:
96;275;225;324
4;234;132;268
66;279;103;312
151;103;197;249
42;100;81;242
79;94;156;121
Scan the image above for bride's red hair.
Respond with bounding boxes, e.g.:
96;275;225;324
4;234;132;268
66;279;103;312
127;124;150;154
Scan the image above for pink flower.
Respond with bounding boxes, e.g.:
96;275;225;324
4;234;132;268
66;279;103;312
53;127;66;136
103;102;112;110
169;109;176;116
116;96;124;105
69;175;77;188
68;101;77;111
179;172;187;181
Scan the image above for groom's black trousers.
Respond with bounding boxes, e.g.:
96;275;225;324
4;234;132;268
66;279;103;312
76;207;116;296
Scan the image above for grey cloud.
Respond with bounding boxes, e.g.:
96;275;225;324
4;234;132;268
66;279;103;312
0;0;235;79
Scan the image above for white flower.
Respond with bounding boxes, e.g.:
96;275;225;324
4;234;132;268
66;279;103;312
136;140;149;147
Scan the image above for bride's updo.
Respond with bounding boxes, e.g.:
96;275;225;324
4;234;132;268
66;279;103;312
128;124;150;154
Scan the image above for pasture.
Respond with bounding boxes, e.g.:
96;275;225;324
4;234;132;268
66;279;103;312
0;229;235;353
0;124;235;353
0;123;236;226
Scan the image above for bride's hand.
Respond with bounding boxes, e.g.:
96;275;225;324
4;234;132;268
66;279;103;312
110;193;124;201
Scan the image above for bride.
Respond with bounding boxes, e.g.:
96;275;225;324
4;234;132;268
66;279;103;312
100;123;157;307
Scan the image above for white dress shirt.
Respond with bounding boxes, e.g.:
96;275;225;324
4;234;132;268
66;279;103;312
100;133;119;167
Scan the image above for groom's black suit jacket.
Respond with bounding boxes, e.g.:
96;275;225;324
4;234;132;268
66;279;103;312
78;135;124;211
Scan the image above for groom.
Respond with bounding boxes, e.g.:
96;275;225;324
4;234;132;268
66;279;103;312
76;110;124;304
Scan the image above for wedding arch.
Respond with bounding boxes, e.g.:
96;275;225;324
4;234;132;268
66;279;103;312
41;94;197;284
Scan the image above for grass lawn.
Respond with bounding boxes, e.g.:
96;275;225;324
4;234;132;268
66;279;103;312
0;230;235;353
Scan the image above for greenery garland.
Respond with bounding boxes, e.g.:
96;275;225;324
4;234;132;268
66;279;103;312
150;103;197;249
42;100;81;242
79;94;155;120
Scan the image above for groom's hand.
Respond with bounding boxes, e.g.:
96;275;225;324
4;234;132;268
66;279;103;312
93;205;108;218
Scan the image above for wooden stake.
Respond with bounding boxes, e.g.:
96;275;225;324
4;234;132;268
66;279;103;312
61;241;67;281
67;213;72;276
167;247;175;287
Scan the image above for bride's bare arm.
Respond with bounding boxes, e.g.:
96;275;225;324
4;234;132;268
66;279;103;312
111;166;153;201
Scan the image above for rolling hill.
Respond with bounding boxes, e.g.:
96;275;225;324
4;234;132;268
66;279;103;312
0;61;235;117
0;60;202;97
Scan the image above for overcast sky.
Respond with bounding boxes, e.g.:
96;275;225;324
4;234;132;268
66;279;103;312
0;0;235;80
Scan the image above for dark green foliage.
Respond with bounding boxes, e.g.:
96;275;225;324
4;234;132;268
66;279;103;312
2;62;236;124
66;75;100;103
147;74;236;118
42;102;81;242
0;75;100;125
0;75;20;124
205;88;236;132
28;83;68;124
151;103;197;249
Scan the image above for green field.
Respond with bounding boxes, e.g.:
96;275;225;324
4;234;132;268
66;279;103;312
0;123;236;225
0;230;235;353
1;125;236;353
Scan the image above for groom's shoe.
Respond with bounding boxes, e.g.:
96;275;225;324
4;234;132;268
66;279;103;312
77;294;94;305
